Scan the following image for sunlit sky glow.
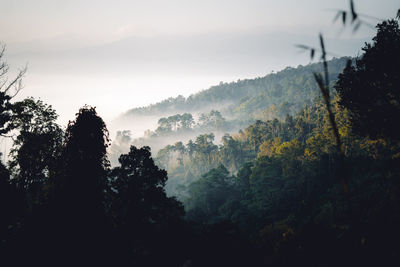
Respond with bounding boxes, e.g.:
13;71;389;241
1;0;398;126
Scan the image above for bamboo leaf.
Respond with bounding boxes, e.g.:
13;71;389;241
353;21;361;33
319;34;326;58
333;11;342;23
350;0;358;22
342;11;347;25
295;44;310;50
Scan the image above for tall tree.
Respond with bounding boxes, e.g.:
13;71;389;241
8;98;63;209
108;146;184;265
54;106;111;265
335;19;400;140
59;105;110;212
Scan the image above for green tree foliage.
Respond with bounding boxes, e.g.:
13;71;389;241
335;19;400;140
157;103;318;198
198;110;226;131
185;165;239;223
155;112;195;134
178;18;400;266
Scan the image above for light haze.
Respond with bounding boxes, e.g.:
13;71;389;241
1;0;398;127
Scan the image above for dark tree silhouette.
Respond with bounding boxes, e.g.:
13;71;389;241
335;19;400;140
58;105;109;211
108;145;185;266
8;98;63;210
52;105;111;265
0;46;28;261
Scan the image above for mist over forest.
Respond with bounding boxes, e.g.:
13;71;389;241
108;57;351;196
1;1;400;266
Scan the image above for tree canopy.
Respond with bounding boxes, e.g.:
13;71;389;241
335;19;400;140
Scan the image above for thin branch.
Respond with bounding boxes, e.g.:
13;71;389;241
4;65;27;97
0;133;16;141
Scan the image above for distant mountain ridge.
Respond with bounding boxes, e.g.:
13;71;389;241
120;57;350;121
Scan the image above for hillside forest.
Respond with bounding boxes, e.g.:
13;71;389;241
1;15;400;267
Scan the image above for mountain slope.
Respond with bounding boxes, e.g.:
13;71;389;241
117;57;349;124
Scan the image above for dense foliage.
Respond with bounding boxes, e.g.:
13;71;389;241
157;19;400;266
335;19;400;140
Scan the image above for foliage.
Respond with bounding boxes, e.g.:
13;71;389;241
108;145;185;265
57;105;110;214
335;19;400;140
7;98;63;210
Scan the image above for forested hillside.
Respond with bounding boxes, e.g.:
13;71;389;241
159;19;400;266
120;57;349;120
110;57;350;163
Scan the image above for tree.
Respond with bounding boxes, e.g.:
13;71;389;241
156;117;172;134
180;113;194;129
49;106;111;265
108;145;184;265
0;45;27;253
58;105;110;211
335;19;400;140
8;98;63;209
198;110;226;130
195;133;218;169
185;164;238;223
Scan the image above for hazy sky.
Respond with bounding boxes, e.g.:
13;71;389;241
1;0;399;126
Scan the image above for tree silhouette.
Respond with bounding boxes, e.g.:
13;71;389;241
53;105;111;265
335;19;400;141
109;145;185;265
59;105;109;211
8;98;63;210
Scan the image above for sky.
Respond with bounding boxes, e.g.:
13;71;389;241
0;0;399;127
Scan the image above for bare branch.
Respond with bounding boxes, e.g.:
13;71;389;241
4;65;27;97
